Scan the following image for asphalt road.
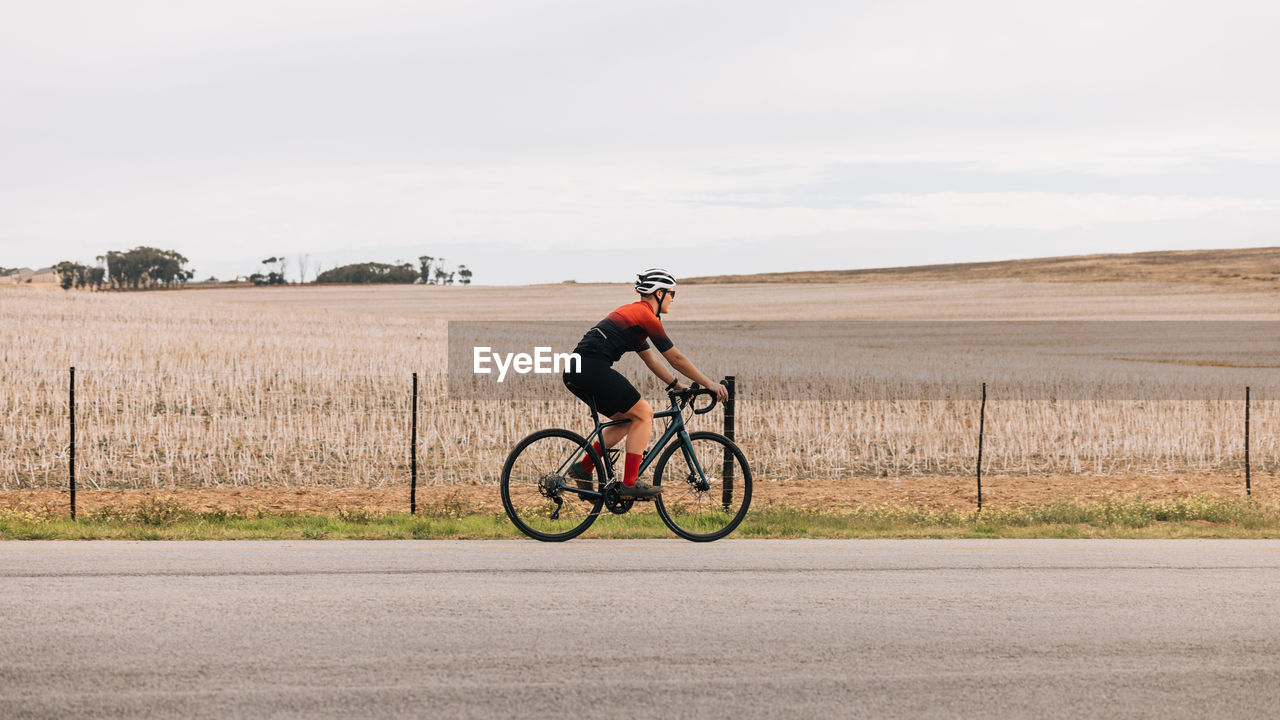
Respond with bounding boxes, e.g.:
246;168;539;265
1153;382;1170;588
3;539;1280;719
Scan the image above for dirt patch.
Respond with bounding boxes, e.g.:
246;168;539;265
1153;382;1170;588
757;473;1271;510
1;473;1271;516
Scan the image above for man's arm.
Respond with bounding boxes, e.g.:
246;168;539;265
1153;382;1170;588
636;348;679;387
660;347;728;401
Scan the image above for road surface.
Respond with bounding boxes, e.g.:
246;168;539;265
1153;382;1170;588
3;539;1280;718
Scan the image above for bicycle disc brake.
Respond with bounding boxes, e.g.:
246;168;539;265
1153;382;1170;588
687;472;712;496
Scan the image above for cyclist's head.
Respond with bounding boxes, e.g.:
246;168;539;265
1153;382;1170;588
635;268;677;318
635;268;676;296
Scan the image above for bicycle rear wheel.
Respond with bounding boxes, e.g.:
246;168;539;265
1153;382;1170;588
653;431;752;542
501;428;606;542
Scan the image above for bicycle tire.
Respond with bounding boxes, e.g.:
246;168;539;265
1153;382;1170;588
500;428;606;542
652;431;752;542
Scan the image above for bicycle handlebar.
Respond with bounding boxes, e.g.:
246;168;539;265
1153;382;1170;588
667;381;723;415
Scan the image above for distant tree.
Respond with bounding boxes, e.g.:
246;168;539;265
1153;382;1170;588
415;255;473;285
54;262;104;291
102;247;194;289
55;261;84;290
315;262;419;284
251;257;287;286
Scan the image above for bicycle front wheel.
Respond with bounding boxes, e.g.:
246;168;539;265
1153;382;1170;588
500;428;606;542
653;431;752;542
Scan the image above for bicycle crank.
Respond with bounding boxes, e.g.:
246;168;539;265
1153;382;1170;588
603;485;634;515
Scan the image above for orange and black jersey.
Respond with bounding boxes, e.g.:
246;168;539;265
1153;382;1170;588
573;301;674;363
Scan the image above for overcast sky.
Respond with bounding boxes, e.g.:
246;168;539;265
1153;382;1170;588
3;0;1278;284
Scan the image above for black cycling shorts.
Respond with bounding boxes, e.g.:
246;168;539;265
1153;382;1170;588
562;354;642;417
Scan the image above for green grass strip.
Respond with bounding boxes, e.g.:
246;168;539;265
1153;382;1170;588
3;495;1280;540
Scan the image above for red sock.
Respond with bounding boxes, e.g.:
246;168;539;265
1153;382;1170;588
579;441;604;473
623;452;642;487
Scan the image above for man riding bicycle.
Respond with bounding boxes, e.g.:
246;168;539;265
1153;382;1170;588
561;267;729;499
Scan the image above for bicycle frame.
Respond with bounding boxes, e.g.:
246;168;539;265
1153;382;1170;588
556;399;707;501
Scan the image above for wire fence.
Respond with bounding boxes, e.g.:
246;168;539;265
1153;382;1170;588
2;369;1275;515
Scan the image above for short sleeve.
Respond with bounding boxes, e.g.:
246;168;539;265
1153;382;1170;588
643;315;674;353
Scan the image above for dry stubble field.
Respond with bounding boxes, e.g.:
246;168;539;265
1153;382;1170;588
3;267;1279;514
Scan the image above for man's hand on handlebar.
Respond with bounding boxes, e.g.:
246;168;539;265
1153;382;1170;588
668;380;728;404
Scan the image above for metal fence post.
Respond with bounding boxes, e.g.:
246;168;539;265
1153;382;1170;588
411;372;419;515
722;375;735;510
69;366;76;520
976;382;986;510
1245;386;1251;498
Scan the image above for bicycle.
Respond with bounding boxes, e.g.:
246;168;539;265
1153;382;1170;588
500;381;752;542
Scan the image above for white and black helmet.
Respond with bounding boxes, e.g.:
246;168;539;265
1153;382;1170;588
634;267;677;295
